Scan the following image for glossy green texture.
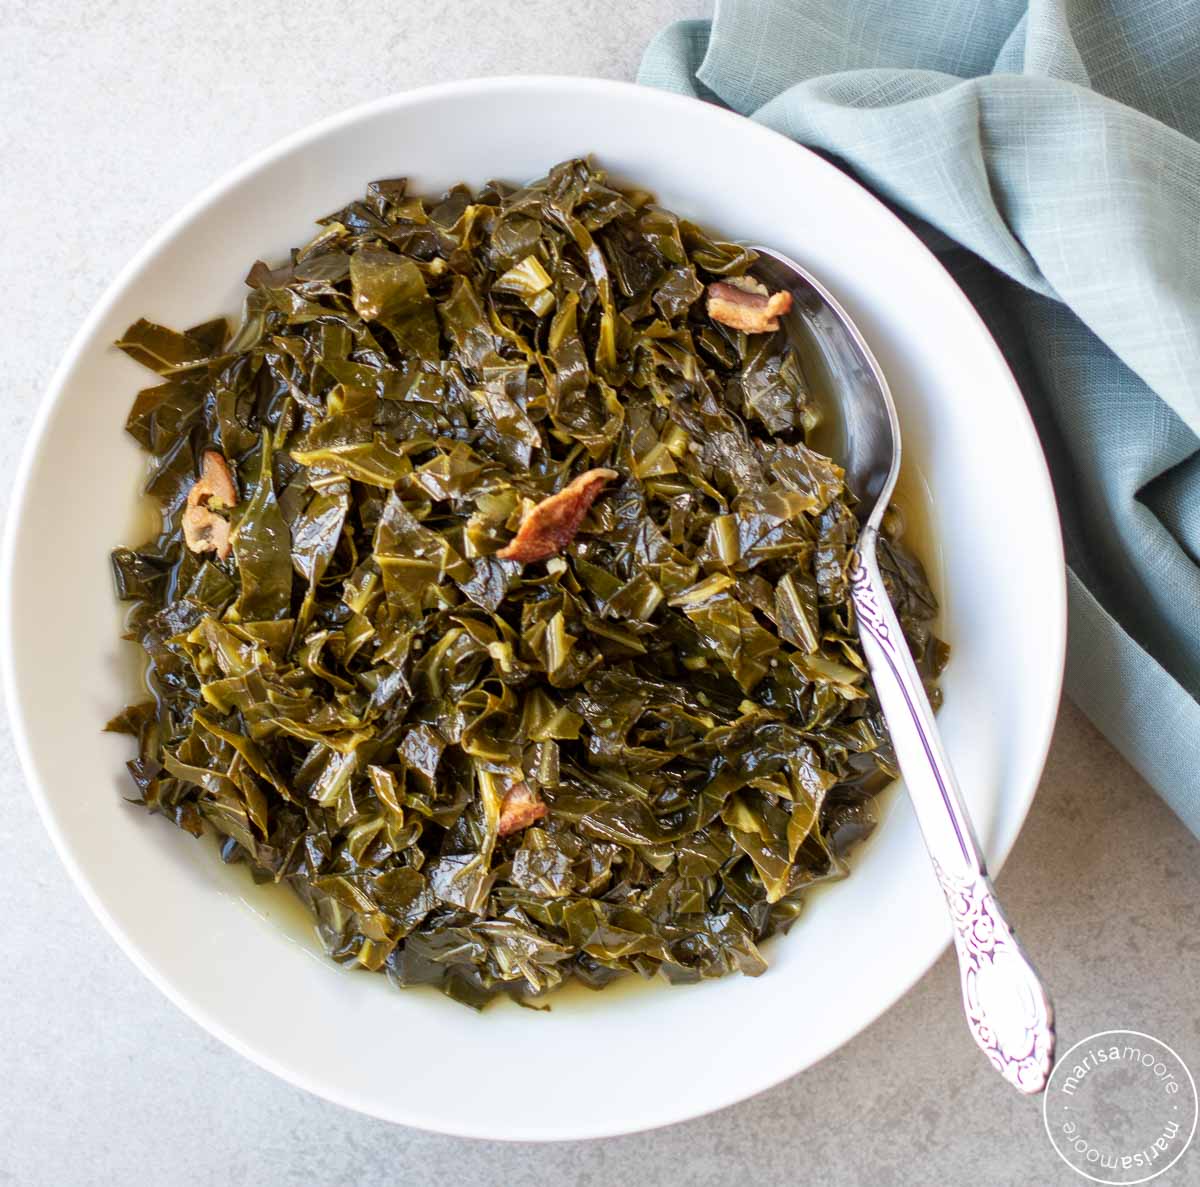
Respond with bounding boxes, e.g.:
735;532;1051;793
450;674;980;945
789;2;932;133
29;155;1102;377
109;159;945;1007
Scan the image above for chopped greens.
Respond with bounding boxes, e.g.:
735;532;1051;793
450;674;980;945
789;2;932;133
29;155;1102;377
108;158;946;1008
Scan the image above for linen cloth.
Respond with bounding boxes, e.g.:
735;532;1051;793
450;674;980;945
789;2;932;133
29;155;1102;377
640;0;1200;835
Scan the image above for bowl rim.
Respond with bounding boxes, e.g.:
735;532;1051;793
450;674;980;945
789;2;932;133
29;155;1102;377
1;74;1066;1138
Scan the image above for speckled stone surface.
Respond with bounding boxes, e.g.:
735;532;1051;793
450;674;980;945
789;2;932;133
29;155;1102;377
1;3;1197;1183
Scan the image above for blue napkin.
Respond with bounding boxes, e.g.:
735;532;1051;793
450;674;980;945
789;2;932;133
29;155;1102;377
641;0;1200;835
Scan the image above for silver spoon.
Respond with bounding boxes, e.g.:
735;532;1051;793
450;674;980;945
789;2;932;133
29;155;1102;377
749;245;1055;1094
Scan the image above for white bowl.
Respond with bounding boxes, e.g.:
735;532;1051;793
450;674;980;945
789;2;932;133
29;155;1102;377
1;77;1064;1140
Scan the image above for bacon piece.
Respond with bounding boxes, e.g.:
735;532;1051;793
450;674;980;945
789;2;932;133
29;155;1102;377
498;782;548;836
496;468;618;563
182;450;238;561
706;279;793;334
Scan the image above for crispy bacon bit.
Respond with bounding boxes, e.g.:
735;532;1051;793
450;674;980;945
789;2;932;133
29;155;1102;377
182;450;238;561
706;279;793;334
498;782;548;836
496;468;618;564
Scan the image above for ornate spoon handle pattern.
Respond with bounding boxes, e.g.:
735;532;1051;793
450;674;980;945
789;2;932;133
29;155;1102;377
850;532;1055;1094
933;860;1056;1092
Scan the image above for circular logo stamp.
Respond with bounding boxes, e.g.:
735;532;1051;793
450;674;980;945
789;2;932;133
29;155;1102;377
1043;1030;1197;1183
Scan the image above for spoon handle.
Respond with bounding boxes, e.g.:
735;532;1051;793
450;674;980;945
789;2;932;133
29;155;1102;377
850;530;1056;1094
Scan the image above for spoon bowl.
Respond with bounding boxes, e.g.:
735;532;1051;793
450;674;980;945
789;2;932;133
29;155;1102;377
751;246;900;524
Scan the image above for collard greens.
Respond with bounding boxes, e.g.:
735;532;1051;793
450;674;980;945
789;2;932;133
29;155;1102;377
108;159;946;1008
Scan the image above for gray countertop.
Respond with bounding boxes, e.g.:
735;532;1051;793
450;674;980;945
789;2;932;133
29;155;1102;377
2;3;1197;1184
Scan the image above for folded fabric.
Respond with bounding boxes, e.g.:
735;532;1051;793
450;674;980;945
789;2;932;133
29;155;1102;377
641;0;1200;835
